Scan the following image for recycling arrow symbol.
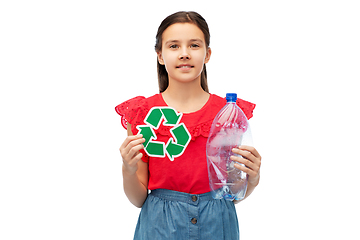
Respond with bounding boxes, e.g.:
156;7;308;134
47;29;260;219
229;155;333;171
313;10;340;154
136;107;191;161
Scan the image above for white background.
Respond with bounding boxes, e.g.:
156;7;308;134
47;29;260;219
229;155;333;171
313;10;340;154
1;0;359;239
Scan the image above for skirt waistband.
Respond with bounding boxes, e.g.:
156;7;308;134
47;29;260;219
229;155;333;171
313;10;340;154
149;189;214;206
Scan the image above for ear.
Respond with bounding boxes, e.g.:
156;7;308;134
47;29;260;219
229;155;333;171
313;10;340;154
157;51;165;65
204;47;212;64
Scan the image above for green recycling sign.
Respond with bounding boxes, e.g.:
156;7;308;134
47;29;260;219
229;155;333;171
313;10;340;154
136;107;191;161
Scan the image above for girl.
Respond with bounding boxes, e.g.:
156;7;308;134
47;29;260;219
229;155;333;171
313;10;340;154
116;11;261;240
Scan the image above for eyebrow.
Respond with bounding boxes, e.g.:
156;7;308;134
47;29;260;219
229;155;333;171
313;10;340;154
165;38;204;45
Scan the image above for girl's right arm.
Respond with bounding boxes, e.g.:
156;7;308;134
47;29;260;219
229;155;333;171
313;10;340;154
120;123;149;208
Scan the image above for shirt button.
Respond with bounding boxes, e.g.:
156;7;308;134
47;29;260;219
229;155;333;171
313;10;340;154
191;218;197;224
191;195;197;202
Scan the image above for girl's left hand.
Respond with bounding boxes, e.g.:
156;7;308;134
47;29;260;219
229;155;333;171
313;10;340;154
230;146;262;186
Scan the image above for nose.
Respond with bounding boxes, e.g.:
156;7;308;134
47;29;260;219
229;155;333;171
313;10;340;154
179;48;190;60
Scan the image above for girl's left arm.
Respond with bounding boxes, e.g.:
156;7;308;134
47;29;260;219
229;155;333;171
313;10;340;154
231;146;262;204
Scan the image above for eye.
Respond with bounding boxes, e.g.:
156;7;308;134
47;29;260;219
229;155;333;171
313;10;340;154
169;44;179;49
190;44;200;48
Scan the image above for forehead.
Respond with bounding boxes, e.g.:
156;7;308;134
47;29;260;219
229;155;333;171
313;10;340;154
162;23;205;43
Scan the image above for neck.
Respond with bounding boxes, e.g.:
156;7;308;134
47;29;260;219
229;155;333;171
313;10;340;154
161;78;210;113
164;78;206;100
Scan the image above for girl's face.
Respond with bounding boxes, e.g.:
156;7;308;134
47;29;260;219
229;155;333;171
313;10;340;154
157;23;211;86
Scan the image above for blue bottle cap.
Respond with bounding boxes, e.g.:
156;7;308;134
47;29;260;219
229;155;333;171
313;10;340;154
226;93;237;102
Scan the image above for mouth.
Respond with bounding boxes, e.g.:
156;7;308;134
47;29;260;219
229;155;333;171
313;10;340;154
176;64;194;69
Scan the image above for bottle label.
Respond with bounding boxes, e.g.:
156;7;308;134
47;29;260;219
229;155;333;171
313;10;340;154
136;107;191;161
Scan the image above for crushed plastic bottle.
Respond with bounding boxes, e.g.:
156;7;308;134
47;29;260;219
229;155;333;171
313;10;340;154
206;93;253;201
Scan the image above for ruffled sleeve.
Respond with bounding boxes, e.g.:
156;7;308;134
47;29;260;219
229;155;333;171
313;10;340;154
236;98;256;120
115;96;148;131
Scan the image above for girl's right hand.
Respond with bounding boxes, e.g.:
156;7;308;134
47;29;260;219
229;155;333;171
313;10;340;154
119;134;145;175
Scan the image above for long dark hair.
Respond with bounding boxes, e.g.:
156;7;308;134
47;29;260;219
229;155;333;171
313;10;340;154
155;11;210;93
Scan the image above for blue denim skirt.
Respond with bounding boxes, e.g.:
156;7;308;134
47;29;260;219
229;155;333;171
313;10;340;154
134;189;239;240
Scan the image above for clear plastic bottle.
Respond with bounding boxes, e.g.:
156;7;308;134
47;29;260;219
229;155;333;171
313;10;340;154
206;93;253;201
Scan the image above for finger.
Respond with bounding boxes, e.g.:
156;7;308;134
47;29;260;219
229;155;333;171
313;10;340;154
127;151;144;167
233;162;260;180
233;162;254;176
231;147;261;172
121;137;145;160
238;145;261;159
120;134;143;151
123;140;145;161
127;143;145;160
233;147;261;169
230;155;258;171
123;152;144;175
232;148;257;163
122;136;145;153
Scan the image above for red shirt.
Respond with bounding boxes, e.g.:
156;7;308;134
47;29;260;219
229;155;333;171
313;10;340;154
115;93;255;194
